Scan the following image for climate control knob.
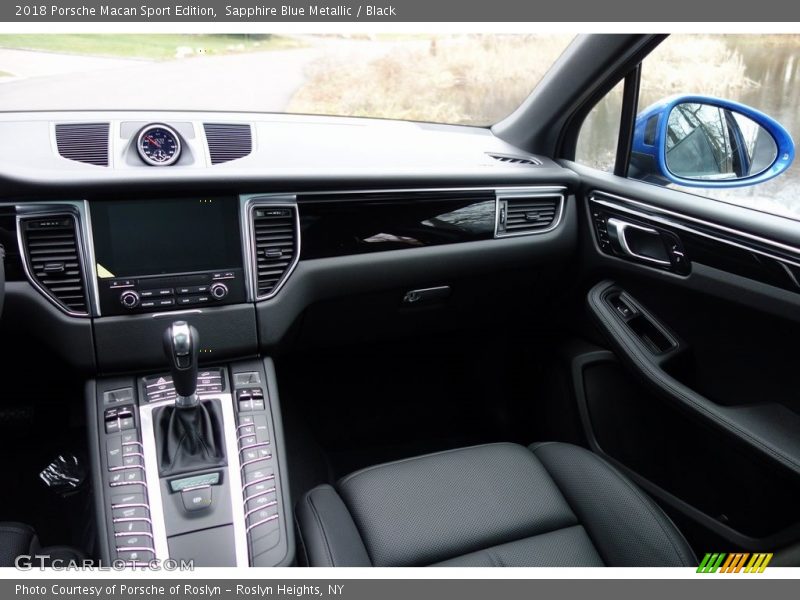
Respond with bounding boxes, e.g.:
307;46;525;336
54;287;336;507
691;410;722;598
209;283;229;300
120;290;140;309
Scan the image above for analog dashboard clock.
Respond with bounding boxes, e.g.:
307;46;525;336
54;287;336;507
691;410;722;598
136;124;182;166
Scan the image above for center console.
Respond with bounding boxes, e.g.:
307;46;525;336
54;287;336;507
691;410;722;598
90;351;292;567
78;194;298;566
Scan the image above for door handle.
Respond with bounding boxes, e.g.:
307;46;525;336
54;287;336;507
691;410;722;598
606;218;672;267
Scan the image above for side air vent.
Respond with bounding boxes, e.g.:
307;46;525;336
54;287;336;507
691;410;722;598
250;204;299;298
55;123;110;166
19;215;89;315
496;191;563;237
488;153;542;166
204;123;253;164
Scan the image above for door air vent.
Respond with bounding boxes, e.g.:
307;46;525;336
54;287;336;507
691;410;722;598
19;215;89;315
204;123;253;164
495;191;563;237
488;153;542;166
250;204;299;298
55;123;110;166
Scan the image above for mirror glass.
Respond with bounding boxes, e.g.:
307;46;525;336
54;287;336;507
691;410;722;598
665;102;778;181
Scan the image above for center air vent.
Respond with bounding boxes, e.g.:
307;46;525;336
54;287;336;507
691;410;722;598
250;204;299;298
55;123;110;166
19;215;89;315
204;123;253;164
496;191;563;237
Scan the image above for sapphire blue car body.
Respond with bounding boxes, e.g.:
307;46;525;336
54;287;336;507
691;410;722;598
630;94;795;188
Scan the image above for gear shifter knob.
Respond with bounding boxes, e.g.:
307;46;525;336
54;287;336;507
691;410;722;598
163;321;199;407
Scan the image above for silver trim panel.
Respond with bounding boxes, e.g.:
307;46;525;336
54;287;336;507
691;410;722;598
294;184;567;198
221;393;250;567
591;191;800;270
15;203;96;317
151;309;203;319
494;187;567;239
240;194;300;302
138;400;171;561
240;454;273;469
138;392;249;566
109;464;144;472
111;503;150;510
246;514;278;533
606;217;672;267
113;517;153;524
115;531;154;539
244;487;277;502
82;200;103;315
239;441;270;451
244;500;278;518
136;123;182;167
243;475;275;492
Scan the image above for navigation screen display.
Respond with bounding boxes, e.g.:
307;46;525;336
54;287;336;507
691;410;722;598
91;197;242;278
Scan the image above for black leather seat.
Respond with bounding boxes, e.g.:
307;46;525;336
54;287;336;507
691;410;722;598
0;522;84;567
296;442;696;567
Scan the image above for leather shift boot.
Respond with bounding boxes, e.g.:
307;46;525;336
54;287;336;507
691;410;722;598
155;399;226;477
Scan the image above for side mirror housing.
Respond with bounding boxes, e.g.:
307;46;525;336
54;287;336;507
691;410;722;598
630;95;794;188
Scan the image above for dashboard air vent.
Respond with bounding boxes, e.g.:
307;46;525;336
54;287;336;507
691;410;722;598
251;205;298;298
496;192;562;237
19;215;89;315
488;153;542;166
55;123;110;166
204;123;253;164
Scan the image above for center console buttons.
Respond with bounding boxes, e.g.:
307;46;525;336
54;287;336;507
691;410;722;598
209;283;229;299
119;290;140;309
181;486;213;512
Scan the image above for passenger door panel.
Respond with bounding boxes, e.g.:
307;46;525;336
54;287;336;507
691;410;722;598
567;163;800;551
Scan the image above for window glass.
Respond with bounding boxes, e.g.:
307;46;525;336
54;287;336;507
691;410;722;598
575;80;624;172
0;34;574;127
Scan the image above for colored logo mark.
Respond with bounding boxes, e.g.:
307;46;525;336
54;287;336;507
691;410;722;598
697;553;773;573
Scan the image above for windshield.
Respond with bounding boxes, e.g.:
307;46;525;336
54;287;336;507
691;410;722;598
0;34;575;126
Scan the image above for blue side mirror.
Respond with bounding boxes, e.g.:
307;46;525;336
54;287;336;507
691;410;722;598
630;95;794;188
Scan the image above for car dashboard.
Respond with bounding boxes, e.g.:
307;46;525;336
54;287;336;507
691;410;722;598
0;110;578;567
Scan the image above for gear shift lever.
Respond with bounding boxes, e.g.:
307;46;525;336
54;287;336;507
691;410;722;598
163;321;199;407
156;321;224;476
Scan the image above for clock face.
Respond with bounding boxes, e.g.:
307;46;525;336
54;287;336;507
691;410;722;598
137;125;181;166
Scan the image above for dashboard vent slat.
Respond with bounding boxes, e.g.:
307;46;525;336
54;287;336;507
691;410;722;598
55;123;110;166
204;123;253;165
20;215;89;315
496;193;563;237
250;205;299;298
488;153;542;167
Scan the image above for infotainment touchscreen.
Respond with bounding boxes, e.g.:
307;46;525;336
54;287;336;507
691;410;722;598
91;197;242;278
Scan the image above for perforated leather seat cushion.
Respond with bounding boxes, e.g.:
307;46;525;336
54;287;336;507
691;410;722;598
0;523;37;567
295;442;696;567
0;522;85;567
